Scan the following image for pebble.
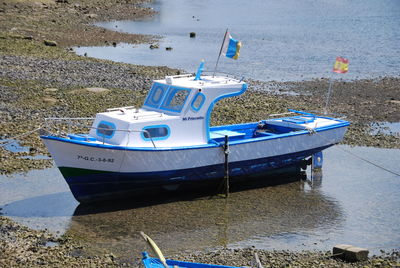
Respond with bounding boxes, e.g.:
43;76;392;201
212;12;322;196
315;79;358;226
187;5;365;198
43;40;58;46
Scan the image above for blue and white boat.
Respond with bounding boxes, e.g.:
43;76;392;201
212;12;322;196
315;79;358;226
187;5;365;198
41;70;349;203
142;251;242;268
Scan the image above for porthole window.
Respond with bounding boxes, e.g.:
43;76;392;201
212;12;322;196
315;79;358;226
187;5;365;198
141;125;170;141
96;121;116;139
191;92;205;112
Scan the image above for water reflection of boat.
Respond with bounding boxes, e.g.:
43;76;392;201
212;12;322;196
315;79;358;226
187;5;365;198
67;173;342;262
41;68;349;203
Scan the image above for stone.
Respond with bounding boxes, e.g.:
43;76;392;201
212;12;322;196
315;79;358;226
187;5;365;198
387;100;400;105
86;13;98;19
42;97;57;105
332;244;369;262
43;40;57;46
190;32;196;38
84;87;110;93
44;88;58;92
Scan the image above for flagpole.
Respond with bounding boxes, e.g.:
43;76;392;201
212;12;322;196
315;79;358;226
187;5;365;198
213;28;228;77
323;78;334;115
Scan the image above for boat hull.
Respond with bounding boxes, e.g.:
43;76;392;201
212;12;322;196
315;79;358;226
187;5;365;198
41;125;347;202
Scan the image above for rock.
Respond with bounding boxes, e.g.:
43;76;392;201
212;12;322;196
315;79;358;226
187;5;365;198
332;244;369;262
387;100;400;105
112;42;117;47
149;44;159;49
44;88;58;92
43;40;57;47
42;97;57;105
190;32;196;38
85;13;98;19
84;87;110;93
9;34;25;39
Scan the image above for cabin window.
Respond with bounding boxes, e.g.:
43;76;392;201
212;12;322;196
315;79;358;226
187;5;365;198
141;125;170;141
161;87;190;113
96;121;116;139
144;83;168;108
191;92;205;112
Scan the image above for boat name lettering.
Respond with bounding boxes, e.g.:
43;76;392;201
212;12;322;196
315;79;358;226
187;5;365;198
77;155;114;163
182;116;204;121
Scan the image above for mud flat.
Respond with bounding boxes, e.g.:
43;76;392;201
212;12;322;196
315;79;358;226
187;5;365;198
0;216;124;267
172;248;400;268
1;216;399;267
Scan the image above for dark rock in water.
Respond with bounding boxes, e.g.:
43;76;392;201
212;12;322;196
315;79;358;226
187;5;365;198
43;40;57;47
190;32;196;38
165;47;173;51
149;44;159;49
112;42;117;47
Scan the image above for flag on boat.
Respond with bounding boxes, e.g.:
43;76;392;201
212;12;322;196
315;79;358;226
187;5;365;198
222;32;241;60
333;57;349;73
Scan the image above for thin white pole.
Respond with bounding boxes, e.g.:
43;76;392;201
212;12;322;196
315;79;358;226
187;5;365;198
324;79;334;115
213;29;228;77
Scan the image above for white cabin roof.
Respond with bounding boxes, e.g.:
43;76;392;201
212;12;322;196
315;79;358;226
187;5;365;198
89;73;248;147
156;74;243;88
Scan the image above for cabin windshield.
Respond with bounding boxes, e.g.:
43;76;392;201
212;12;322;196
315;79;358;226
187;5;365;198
144;82;191;113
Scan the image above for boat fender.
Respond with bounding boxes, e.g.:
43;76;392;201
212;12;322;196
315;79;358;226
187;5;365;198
253;121;267;136
306;126;316;135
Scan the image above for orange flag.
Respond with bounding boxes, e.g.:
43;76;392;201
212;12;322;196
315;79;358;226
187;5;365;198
333;57;349;73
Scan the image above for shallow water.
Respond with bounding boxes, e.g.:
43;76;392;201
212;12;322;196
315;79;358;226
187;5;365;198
370;122;400;137
1;145;399;260
75;0;400;81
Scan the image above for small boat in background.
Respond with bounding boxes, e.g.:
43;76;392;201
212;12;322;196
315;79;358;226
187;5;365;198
140;232;244;268
41;64;349;203
142;252;243;268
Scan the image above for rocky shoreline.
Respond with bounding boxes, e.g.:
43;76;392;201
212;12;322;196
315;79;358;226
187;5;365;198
1;216;399;267
1;0;399;267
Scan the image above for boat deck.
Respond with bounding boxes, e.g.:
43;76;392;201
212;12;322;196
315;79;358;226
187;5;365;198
209;115;346;143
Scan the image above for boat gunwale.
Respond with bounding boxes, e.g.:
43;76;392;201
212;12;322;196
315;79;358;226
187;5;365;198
41;119;349;152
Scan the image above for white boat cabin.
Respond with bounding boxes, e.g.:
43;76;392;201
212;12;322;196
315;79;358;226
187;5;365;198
88;74;248;147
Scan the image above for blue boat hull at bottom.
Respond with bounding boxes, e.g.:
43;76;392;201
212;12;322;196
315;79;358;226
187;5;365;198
59;145;329;203
142;251;241;268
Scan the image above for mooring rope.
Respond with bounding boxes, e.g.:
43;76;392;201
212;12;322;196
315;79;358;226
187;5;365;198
0;127;42;148
311;129;400;177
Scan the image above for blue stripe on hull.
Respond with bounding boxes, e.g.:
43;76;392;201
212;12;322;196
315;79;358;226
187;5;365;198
63;146;330;202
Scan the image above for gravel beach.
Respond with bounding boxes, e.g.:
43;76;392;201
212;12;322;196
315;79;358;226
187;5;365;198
1;0;399;267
